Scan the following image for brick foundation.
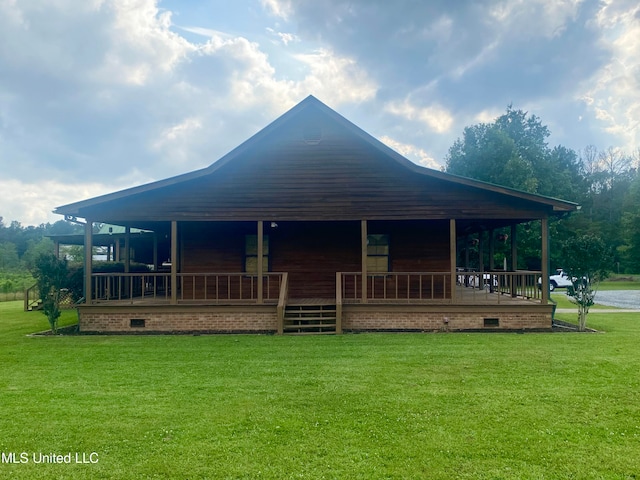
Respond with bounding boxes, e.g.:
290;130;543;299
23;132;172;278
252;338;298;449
78;306;278;334
342;306;552;332
78;304;552;334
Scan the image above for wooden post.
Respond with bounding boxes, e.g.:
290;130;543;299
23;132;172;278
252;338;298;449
478;232;484;273
464;235;470;272
153;234;158;271
84;219;93;304
335;272;343;334
124;227;131;273
489;229;495;271
510;225;518;271
511;224;518;297
257;220;264;304
171;221;178;305
361;220;368;304
541;218;549;305
450;219;457;303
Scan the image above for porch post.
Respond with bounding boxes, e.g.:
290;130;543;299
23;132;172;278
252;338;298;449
541;218;549;305
124;226;131;273
115;238;120;262
54;240;60;259
450;219;457;303
84;219;93;304
171;221;178;305
489;229;495;270
153;234;158;271
361;220;368;304
510;224;518;297
257;220;264;304
464;235;470;272
478;232;484;273
510;225;518;270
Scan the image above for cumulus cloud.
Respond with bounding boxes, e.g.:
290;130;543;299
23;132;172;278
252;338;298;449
0;0;379;223
384;100;453;134
579;0;640;151
0;179;116;225
379;135;441;170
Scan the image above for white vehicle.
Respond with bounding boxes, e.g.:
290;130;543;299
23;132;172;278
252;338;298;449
545;269;574;292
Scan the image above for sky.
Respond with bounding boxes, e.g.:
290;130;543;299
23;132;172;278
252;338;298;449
1;0;638;226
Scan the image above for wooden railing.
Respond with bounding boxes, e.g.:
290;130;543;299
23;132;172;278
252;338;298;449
339;271;542;304
455;271;542;303
24;283;40;312
90;272;284;304
92;273;171;303
24;284;78;312
179;273;283;303
277;272;289;335
341;272;452;302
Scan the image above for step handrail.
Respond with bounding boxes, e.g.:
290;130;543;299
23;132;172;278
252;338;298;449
335;272;342;334
24;283;39;312
277;272;289;335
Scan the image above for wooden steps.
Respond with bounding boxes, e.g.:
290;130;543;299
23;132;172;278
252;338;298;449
283;304;337;335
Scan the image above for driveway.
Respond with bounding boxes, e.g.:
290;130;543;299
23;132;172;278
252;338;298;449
594;290;640;310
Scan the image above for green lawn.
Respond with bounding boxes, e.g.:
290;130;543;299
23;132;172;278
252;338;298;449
600;275;640;290
1;301;639;479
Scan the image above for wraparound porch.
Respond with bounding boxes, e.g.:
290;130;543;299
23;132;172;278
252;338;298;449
77;270;551;334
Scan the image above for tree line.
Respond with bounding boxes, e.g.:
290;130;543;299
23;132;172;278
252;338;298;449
445;105;639;274
0;218;81;296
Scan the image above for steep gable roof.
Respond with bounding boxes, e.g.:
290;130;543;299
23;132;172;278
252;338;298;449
55;95;577;223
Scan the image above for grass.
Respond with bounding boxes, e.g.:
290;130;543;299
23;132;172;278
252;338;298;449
601;275;640;290
1;301;640;479
551;292;620;310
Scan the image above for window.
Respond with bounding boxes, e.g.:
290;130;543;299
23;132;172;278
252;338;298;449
244;235;269;274
367;234;389;272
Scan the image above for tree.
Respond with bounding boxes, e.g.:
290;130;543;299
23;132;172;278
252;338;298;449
561;235;612;331
31;253;69;334
0;242;20;270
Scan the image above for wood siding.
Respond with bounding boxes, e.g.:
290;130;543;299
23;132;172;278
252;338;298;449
179;220;452;300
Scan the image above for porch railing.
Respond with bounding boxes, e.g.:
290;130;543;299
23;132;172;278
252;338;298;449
90;272;284;304
455;270;543;302
341;272;451;302
339;271;542;303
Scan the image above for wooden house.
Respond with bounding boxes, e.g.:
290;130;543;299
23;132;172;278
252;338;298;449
54;96;577;334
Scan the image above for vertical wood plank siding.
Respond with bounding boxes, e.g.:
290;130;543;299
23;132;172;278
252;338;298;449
180;220;451;300
81;113;554;223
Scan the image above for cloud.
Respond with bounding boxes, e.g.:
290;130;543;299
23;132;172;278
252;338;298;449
579;0;640;151
261;0;293;20
0;0;378;225
384;100;453;134
379;136;441;170
0;178;116;225
266;27;299;45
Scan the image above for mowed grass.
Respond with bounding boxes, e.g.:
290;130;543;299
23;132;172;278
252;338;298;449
1;302;639;479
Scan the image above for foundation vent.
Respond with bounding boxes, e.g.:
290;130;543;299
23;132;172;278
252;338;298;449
130;318;146;328
484;318;500;328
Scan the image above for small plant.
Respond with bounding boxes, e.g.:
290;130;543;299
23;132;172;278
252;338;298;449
561;234;612;331
31;253;69;334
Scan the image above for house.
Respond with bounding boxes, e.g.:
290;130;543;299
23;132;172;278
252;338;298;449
54;95;578;334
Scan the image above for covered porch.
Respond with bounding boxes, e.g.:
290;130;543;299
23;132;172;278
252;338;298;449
75;217;553;334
